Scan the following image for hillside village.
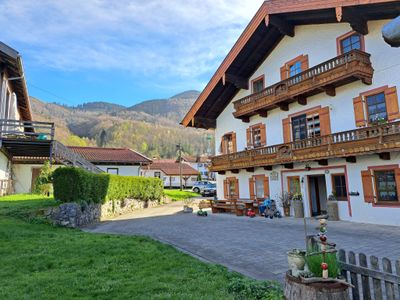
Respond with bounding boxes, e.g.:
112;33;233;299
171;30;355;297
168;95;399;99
0;1;400;299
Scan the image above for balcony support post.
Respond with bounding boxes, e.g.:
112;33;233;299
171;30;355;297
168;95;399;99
263;166;273;171
246;167;255;172
217;171;226;175
345;156;357;163
277;102;289;111
323;85;336;97
318;159;328;166
378;152;391;161
283;163;294;169
256;109;268;118
232;169;240;174
239;116;250;123
297;96;307;106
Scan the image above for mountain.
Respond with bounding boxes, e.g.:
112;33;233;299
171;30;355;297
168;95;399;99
30;90;213;158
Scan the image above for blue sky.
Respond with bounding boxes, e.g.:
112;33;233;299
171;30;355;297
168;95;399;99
0;0;263;107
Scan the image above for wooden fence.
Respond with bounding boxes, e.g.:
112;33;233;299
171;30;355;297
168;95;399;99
338;249;400;300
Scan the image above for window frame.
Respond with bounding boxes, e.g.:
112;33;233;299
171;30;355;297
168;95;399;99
107;168;119;175
281;54;309;80
331;173;348;201
373;169;399;204
287;176;301;195
222;132;236;154
251;75;265;94
336;31;365;55
360;86;390;126
226;177;239;199
154;171;161;178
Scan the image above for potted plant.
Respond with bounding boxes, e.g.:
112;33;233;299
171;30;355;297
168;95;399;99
327;194;339;221
278;192;292;217
183;198;194;213
292;193;304;218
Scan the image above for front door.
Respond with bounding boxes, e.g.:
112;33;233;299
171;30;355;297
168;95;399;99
308;175;327;216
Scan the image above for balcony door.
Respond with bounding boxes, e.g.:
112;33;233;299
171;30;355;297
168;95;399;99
308;175;327;216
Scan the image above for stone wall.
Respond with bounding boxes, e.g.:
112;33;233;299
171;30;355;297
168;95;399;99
46;198;161;228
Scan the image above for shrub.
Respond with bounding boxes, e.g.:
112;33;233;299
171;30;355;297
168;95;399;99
227;277;283;300
53;167;163;204
33;161;54;196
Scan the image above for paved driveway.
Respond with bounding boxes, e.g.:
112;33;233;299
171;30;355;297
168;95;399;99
84;201;400;282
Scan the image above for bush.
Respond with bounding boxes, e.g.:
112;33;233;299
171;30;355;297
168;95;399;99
227;277;283;300
53;167;163;204
33;161;54;196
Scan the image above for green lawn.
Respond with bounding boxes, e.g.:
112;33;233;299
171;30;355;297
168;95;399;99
0;194;283;299
164;189;199;201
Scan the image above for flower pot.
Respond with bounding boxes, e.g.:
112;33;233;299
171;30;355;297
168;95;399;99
293;201;304;218
287;250;306;277
183;205;193;213
284;206;290;217
327;201;339;221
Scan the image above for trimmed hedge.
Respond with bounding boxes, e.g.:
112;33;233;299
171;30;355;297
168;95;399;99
53;167;163;204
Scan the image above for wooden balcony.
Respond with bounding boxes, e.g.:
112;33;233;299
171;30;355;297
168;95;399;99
211;121;400;172
233;50;373;120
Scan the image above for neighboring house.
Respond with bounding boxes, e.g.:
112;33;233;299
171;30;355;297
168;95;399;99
143;159;198;188
68;146;152;176
181;155;214;180
182;1;400;226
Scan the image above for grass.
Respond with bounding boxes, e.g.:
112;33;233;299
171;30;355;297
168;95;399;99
0;194;283;299
164;189;199;201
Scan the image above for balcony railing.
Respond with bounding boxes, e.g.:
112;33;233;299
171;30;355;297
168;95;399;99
0;119;55;141
233;49;373;119
211;121;400;172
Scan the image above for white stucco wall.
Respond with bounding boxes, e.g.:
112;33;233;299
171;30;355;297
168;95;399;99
214;20;400;226
142;168;197;188
98;165;140;176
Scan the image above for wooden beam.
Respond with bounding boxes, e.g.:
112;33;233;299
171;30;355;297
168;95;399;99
283;163;294;169
318;159;328;166
342;8;368;35
277;102;289;111
263;166;273;171
193;116;216;129
223;73;249;90
378;152;391;161
345;156;357;163
265;15;294;37
239;116;250;123
246;167;255;172
256;109;268;118
323;85;336;97
297;96;307;106
231;169;240;174
217;171;226;175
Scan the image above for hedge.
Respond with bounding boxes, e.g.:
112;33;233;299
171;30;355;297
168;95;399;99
53;167;164;204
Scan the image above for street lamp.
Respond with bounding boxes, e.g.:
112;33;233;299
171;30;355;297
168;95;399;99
176;144;183;191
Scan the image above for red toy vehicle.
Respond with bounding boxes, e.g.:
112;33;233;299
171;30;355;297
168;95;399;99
246;209;256;218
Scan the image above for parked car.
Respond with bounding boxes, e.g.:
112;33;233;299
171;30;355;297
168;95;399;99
201;183;216;197
192;181;214;193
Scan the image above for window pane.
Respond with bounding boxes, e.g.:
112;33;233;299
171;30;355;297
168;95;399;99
255;178;264;198
292;114;307;141
253;79;264;93
341;34;361;53
367;92;387;122
333;175;347;198
375;170;398;202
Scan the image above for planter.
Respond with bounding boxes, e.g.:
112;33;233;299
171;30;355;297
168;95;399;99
285;272;349;300
293;201;304;218
327;201;339;221
183;206;193;213
287;250;306;277
283;206;290;217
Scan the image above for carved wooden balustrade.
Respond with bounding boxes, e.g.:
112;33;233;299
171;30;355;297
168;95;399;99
211;121;400;172
233;49;373;120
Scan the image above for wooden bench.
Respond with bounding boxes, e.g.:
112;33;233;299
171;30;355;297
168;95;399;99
209;199;245;216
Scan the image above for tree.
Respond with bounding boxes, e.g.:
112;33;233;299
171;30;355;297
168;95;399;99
98;129;107;147
33;161;53;196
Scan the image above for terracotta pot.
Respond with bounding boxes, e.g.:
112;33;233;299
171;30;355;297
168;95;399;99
284;206;290;217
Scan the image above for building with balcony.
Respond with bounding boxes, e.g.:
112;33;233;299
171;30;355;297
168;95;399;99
182;0;400;226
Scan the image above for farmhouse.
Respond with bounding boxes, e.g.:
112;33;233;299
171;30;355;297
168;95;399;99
182;0;400;226
143;159;198;188
181;155;214;180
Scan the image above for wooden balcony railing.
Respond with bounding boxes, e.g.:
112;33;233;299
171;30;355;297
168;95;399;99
0;119;55;141
233;50;373;119
211;121;400;172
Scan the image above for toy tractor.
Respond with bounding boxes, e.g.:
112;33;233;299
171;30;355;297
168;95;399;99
197;209;208;217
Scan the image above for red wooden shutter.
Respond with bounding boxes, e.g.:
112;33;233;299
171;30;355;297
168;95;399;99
353;96;366;127
361;170;374;203
260;124;266;146
395;168;400;202
319;107;331;136
280;66;287;80
246;128;252;147
282;118;291;143
249;177;255;200
385;86;400;121
223;179;228;199
300;55;309;71
263;176;270;198
232;132;237;153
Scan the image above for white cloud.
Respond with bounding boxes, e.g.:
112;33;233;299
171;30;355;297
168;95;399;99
0;0;263;89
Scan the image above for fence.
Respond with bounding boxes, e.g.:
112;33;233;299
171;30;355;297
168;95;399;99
338;249;400;300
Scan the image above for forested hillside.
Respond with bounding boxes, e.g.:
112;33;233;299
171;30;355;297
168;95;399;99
30;91;214;158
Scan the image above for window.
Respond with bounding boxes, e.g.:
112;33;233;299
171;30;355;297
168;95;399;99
252;127;262;147
374;170;398;202
292;113;321;141
289;61;302;77
221;132;236;154
288;176;301;195
107;168;119;175
340;33;361;54
224;177;239;199
247;124;266;148
154;171;161;178
255;177;264;199
252;76;264;93
171;177;175;182
332;174;347;200
366;92;387;123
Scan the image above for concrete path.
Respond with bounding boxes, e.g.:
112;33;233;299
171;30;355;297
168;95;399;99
84;201;400;282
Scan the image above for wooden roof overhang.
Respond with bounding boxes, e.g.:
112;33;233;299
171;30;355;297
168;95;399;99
0;42;32;122
181;0;400;129
1;139;52;158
